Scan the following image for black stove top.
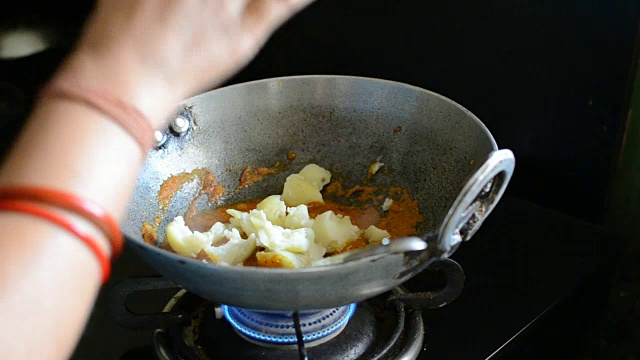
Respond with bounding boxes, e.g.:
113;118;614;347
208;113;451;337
71;195;620;359
143;287;422;359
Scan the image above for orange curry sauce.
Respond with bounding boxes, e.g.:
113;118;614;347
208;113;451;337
142;170;424;267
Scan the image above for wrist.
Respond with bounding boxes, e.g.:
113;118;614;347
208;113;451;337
53;47;179;129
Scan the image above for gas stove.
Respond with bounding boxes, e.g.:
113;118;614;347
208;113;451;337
114;280;424;360
70;196;620;359
106;255;465;360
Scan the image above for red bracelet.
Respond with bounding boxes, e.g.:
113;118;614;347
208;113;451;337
0;200;111;283
0;187;124;257
39;79;155;153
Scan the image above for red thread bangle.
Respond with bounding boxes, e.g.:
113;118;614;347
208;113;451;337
0;187;124;257
39;79;155;153
0;200;111;283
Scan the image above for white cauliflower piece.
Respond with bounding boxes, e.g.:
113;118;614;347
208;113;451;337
256;195;286;226
208;222;229;245
226;209;257;236
382;198;393;211
165;164;355;267
302;241;326;264
284;205;314;229
368;157;384;177
281;174;323;207
298;164;332;190
364;225;391;244
369;162;384;175
256;250;306;268
166;216;214;257
312;211;361;253
224;228;243;241
204;233;256;265
249;210;313;253
256;243;326;269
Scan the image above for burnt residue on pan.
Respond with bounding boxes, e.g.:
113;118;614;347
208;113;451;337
141;168;226;246
236;162;285;190
142;160;285;245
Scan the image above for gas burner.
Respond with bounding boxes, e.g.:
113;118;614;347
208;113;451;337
109;260;464;359
151;289;423;360
221;304;357;348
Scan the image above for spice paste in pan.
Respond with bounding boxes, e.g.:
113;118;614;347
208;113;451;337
142;165;423;267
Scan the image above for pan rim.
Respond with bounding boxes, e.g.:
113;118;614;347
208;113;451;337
185;74;498;150
127;74;498;274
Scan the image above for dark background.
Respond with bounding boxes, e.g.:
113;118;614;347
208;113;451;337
2;0;639;224
230;0;640;225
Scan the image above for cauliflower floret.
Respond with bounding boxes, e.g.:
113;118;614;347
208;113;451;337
368;157;384;177
208;222;229;245
164;164;386;268
256;195;286;226
364;225;391;244
256;250;306;268
298;164;332;190
382;198;393;211
225;208;314;253
204;233;256;265
166;216;214;257
312;211;361;253
302;241;327;264
281;174;323;207
284;205;314;229
249;210;313;253
251;237;324;269
226;209;257;236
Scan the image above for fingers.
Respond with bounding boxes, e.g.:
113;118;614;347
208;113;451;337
243;0;315;37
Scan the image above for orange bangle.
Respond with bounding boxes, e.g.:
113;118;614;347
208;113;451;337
39;79;155;153
0;187;124;257
0;199;111;283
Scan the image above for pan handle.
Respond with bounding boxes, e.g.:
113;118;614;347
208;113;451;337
390;258;465;310
108;277;190;330
436;149;515;257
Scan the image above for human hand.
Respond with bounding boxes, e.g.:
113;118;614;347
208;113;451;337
55;0;314;126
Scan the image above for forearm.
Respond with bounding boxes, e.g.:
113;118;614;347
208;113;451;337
0;1;314;358
0;95;147;216
0;89;158;359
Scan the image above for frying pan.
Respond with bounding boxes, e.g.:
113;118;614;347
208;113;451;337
121;75;514;311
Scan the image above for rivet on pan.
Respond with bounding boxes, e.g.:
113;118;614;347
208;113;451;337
171;116;190;135
154;130;167;148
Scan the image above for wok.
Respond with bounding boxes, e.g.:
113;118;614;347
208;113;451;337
121;75;514;311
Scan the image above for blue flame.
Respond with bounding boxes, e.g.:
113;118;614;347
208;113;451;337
222;304;356;344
